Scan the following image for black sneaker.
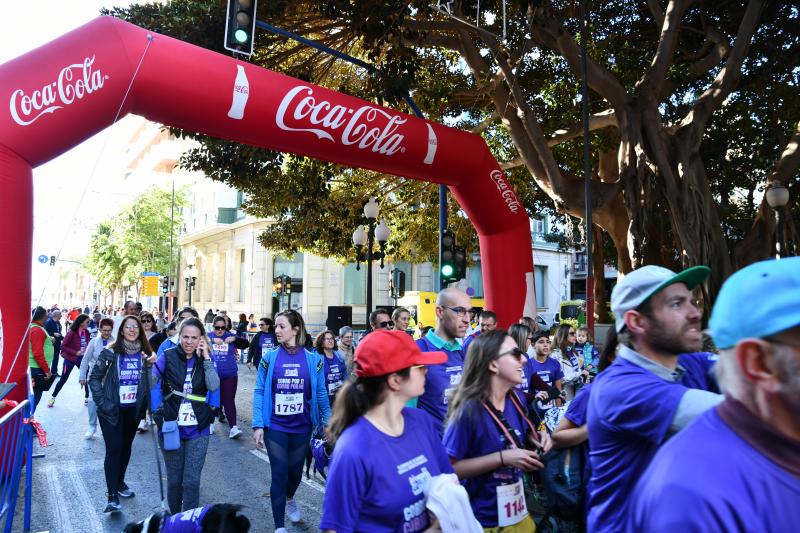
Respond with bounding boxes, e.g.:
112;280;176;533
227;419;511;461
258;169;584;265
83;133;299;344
218;412;226;423
118;482;135;498
103;494;121;513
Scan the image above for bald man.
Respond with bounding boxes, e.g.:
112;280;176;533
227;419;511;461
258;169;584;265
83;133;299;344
415;288;471;434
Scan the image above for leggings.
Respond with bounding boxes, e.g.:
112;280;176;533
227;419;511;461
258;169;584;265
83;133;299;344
162;434;210;513
265;429;312;529
98;407;138;496
219;375;238;428
52;356;81;398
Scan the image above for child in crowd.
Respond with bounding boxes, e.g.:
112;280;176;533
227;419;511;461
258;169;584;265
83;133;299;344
573;326;600;379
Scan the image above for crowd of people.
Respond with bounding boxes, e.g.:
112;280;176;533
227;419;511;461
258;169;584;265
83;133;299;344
26;257;800;531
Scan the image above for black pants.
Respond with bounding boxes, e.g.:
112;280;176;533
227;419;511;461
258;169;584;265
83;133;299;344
98;407;139;496
52;357;81;398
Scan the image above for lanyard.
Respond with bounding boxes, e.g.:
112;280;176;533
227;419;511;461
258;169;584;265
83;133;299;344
481;393;541;449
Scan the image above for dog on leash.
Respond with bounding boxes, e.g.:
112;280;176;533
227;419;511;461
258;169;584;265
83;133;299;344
123;504;250;533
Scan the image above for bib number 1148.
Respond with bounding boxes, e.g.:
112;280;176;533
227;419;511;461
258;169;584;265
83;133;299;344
496;478;527;527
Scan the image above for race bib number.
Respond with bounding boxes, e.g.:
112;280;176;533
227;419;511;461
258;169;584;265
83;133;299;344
275;393;304;415
119;385;137;404
327;380;343;395
496;478;527;527
177;402;198;426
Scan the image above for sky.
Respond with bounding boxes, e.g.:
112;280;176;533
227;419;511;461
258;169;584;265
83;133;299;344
0;1;137;303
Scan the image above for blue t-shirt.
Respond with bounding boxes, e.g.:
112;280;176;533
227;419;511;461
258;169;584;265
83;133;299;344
320;408;454;533
270;347;312;433
118;352;141;409
443;392;530;527
416;336;465;434
322;352;347;408
573;343;599;369
586;356;687;532
208;332;238;378
163;505;210;532
563;383;592;490
678;352;719;392
627;406;800;532
525;356;564;409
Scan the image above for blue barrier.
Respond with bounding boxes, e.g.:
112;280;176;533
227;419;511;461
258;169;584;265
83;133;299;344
0;375;33;533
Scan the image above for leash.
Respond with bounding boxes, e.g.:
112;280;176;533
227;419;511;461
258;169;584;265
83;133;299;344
144;364;168;511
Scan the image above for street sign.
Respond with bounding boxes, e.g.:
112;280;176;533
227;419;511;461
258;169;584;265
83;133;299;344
142;271;160;297
37;255;48;264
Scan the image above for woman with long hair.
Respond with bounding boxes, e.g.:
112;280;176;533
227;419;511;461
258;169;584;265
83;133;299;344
152;317;219;513
89;315;155;513
320;330;453;532
552;323;585;399
139;311;158;339
391;306;412;333
49;313;92;407
246;317;276;369
444;330;550;531
314;329;349;409
252;310;330;533
508;323;551;401
208;315;244;439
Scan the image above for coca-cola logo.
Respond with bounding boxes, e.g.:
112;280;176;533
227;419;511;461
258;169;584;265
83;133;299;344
276;85;407;157
9;56;108;126
489;170;521;214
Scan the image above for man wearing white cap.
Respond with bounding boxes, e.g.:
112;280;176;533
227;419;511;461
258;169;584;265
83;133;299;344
627;258;800;531
586;265;723;532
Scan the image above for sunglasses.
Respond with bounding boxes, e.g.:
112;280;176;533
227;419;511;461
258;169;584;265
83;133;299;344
141;319;153;323
569;331;576;335
378;321;394;329
214;326;226;331
498;347;526;361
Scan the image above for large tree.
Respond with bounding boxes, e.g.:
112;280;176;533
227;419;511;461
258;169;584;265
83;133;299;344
107;0;799;315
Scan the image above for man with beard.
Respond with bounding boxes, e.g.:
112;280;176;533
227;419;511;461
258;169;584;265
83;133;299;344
627;258;800;531
586;265;723;532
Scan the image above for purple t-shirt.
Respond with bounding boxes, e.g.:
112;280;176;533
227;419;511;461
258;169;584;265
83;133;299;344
163;505;209;532
627;406;800;532
678;352;719;392
322;352;347;407
586;356;687;532
525;356;564;409
416;336;464;434
270;347;312;433
118;352;141;410
443;392;530;527
564;383;592;491
208;332;238;378
320;408;454;533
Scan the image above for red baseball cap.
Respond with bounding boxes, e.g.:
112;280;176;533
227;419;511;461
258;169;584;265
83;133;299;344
354;330;447;378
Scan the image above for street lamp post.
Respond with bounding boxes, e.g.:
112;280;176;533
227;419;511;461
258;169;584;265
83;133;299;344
183;247;197;306
766;182;790;259
352;197;391;326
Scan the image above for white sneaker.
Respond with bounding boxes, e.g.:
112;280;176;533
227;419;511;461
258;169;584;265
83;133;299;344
229;426;242;439
137;419;148;433
286;498;301;523
84;428;96;439
275;529;287;533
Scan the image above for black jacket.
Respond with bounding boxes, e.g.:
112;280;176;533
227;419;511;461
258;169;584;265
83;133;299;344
88;347;150;426
153;347;219;432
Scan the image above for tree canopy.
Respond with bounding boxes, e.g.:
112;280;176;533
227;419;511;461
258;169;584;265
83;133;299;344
104;0;799;314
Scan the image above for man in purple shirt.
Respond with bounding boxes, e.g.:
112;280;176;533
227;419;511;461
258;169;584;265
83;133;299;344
587;265;723;532
628;257;800;531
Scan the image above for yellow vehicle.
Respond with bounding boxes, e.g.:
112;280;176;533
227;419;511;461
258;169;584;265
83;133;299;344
398;291;485;329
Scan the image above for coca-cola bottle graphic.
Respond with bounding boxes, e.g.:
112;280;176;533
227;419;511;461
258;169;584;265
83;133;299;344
227;65;249;120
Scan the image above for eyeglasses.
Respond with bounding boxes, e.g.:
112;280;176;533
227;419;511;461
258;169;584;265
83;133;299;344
259;323;268;327
100;329;113;334
410;364;427;370
498;347;526;361
378;321;394;329
442;306;468;317
123;324;139;331
569;331;576;336
341;335;353;340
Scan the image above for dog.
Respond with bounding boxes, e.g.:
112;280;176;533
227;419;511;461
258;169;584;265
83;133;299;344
123;504;250;533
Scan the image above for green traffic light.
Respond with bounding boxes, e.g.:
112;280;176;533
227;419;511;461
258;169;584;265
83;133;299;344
234;29;249;43
441;264;454;277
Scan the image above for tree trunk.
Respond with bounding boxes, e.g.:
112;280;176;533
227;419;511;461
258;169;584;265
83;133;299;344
592;224;611;323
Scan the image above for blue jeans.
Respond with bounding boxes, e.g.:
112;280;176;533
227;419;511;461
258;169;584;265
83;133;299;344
265;429;311;529
87;397;97;430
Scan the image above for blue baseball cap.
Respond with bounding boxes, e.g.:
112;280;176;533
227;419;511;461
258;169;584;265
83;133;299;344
709;257;800;349
611;265;711;332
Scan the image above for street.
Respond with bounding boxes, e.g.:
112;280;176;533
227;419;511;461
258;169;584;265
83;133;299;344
17;361;325;533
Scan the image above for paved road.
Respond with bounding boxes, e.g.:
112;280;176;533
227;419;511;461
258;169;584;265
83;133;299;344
17;361;326;533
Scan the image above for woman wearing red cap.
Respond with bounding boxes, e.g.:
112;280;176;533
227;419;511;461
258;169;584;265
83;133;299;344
444;329;550;531
320;329;454;532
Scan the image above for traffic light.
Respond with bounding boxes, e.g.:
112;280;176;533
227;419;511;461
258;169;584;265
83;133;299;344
440;230;456;283
224;0;258;56
285;275;292;294
391;269;406;298
161;276;170;294
273;276;283;295
49;255;56;266
454;247;467;281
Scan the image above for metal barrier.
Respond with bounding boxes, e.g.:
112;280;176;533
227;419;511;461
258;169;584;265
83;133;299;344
0;387;33;533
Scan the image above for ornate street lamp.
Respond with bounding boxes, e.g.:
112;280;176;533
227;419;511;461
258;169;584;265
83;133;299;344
352;197;391;325
765;182;790;258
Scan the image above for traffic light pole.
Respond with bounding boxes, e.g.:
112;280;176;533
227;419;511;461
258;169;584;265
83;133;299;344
439;185;447;290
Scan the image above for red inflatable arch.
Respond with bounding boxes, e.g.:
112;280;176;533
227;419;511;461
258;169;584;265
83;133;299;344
0;17;535;401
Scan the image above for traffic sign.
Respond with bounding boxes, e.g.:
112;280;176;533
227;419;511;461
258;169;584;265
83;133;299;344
142;272;160;297
37;255;48;264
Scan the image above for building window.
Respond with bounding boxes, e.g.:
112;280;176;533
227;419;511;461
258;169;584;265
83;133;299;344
534;266;546;308
468;260;484;298
273;254;304;311
532;218;546;239
343;263;366;305
238;249;246;302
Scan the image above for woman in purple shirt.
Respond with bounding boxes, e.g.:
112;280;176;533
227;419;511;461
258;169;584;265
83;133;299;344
444;330;551;531
320;329;453;533
208;315;244;439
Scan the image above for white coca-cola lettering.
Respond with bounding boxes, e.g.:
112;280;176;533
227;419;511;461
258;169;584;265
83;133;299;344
276;85;407;156
10;56;107;126
490;170;521;213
